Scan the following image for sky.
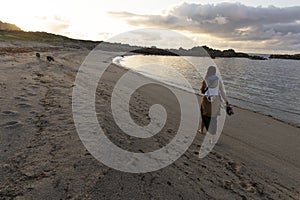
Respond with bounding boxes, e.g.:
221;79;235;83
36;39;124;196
1;0;300;53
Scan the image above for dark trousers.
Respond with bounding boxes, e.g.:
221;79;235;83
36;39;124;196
201;107;217;135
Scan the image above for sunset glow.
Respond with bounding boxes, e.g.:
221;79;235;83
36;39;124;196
1;0;300;53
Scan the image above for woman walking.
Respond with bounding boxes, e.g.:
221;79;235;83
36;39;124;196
200;66;229;134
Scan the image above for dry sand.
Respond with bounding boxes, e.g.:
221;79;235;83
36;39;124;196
0;42;299;199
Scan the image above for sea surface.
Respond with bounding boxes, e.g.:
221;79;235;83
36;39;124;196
113;55;300;126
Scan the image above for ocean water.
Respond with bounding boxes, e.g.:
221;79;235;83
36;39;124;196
114;55;300;126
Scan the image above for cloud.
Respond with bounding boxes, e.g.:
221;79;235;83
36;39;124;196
47;15;70;32
107;29;198;49
47;23;69;33
35;15;70;33
35;16;47;20
109;2;300;52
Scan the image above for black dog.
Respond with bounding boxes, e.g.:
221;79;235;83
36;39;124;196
46;56;55;62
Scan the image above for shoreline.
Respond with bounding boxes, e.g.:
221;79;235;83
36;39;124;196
111;60;300;129
232;105;300;129
0;44;299;199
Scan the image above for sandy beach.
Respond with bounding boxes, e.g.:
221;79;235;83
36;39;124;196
0;41;299;199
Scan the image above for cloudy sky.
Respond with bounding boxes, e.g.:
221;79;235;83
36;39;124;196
1;0;300;53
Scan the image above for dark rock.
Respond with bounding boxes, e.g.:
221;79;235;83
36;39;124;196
269;54;300;60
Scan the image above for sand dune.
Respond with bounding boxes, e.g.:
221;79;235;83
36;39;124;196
0;41;299;199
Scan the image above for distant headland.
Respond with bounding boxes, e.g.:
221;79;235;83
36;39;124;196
0;21;21;31
269;54;300;60
132;46;267;60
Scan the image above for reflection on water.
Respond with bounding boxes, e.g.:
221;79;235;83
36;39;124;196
116;55;300;126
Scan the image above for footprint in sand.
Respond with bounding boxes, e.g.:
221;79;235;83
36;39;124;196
1;110;19;116
223;180;234;190
27;84;39;89
227;161;244;174
25;117;34;123
29;110;38;115
0;82;7;89
27;92;37;96
239;179;256;193
1;121;23;129
18;103;32;109
35;73;44;77
14;96;28;101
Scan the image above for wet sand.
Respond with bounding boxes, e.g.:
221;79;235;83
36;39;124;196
0;42;299;199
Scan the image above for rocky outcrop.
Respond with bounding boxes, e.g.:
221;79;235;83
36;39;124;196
131;47;179;56
269;54;300;60
130;46;266;60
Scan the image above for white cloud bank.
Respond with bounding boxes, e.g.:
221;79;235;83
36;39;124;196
110;2;300;53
